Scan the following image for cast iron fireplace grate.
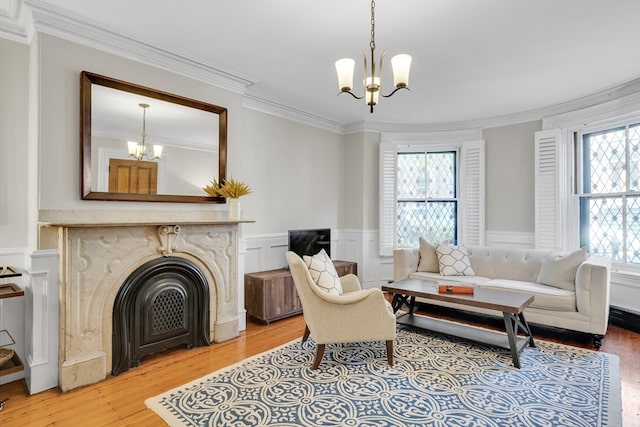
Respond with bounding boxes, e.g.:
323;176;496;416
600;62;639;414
112;256;211;376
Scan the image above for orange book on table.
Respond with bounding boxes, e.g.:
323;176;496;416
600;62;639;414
438;284;474;294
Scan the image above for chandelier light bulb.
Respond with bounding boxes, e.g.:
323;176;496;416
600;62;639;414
335;58;355;92
391;54;412;88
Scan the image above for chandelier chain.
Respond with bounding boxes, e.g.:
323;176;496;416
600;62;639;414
370;0;376;51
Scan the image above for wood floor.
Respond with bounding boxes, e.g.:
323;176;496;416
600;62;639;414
0;309;638;426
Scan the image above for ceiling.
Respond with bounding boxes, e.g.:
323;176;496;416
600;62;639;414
7;0;640;127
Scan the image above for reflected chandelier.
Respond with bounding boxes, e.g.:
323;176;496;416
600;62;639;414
335;0;412;113
128;103;163;161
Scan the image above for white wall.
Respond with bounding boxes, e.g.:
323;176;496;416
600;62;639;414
0;38;30;248
483;120;542;233
239;109;345;235
342;131;380;230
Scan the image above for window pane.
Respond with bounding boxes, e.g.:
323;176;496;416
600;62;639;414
397;153;425;199
583;128;626;193
426;201;457;244
426;152;455;198
627;196;640;264
581;197;623;261
397;201;457;247
397;201;425;247
630;124;640;191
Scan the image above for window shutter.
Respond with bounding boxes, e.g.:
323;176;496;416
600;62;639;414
534;129;563;249
460;140;485;246
379;143;397;256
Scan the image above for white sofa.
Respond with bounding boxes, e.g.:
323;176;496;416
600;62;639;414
393;243;612;348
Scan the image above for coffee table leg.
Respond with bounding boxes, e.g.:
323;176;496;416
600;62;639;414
390;293;411;313
518;313;535;348
503;312;521;368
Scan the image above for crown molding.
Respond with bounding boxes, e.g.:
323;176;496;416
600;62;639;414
0;0;32;42
242;94;346;134
4;1;640;136
24;0;252;94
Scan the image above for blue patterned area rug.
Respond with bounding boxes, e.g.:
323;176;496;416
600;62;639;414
145;328;621;426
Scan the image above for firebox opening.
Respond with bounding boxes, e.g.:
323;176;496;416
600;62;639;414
112;256;211;375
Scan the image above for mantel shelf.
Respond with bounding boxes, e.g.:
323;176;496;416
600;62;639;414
39;209;254;227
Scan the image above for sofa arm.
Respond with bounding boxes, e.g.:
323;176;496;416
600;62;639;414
393;248;420;282
575;255;612;335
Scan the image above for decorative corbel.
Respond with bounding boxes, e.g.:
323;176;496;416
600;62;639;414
157;225;181;256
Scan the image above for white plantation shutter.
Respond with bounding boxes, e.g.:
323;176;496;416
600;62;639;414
534;129;563;249
379;139;485;256
460;141;485;246
379;143;397;256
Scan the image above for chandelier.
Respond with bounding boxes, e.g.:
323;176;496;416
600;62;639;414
127;103;162;161
335;0;412;113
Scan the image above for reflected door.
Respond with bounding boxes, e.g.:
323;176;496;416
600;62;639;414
108;159;158;194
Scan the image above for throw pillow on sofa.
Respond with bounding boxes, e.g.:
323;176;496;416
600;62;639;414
537;247;587;291
435;244;475;276
303;249;343;295
417;237;439;272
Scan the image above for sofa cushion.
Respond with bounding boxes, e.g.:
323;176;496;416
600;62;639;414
436;245;475;276
537;248;587;291
417;238;439;273
303;249;343;295
480;279;577;312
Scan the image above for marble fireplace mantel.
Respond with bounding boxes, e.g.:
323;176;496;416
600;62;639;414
39;209;252;391
38;209;253;227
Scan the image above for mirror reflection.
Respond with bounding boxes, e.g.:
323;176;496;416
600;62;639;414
81;71;227;203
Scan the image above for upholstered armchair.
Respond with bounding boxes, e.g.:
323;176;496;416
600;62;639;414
286;251;396;369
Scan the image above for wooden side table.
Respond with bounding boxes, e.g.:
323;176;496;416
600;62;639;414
244;261;357;324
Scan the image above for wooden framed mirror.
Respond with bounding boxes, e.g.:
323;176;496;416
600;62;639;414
80;71;227;203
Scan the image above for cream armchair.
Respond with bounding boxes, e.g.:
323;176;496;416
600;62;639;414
286;251;396;369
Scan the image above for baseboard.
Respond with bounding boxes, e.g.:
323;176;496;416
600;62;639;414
609;307;640;334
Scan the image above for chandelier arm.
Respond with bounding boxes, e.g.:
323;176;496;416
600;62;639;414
337;90;364;100
381;86;410;98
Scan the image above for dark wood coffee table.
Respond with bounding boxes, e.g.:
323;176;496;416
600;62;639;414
382;278;536;368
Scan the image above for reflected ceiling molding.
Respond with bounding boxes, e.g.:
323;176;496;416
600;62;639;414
24;0;253;94
0;0;33;43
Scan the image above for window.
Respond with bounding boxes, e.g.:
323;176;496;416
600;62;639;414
578;123;640;264
379;137;484;256
396;151;458;247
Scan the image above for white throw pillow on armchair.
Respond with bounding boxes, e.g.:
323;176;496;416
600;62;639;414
303;249;343;295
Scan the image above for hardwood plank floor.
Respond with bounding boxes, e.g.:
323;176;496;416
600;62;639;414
0;310;638;426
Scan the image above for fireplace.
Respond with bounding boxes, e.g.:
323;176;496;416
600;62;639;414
40;211;245;392
112;256;211;376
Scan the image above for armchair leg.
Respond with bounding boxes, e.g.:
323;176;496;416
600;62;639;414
302;325;310;343
386;340;394;366
311;344;325;370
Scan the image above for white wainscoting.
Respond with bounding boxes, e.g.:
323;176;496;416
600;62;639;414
609;270;640;315
24;249;59;394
